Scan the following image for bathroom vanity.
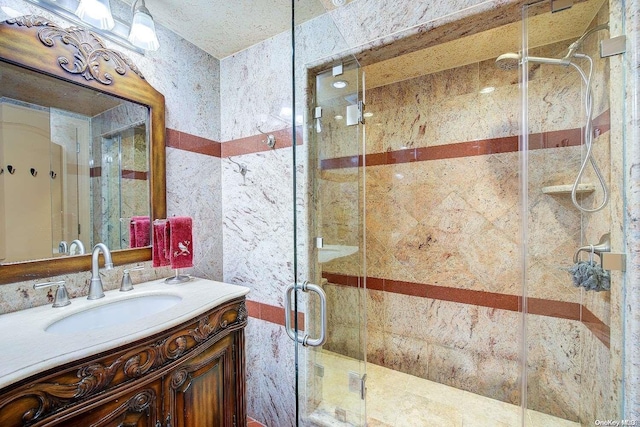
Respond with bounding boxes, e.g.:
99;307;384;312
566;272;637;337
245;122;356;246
0;278;249;427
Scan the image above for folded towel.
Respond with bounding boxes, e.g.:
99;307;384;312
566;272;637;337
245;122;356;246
152;219;170;267
168;216;193;269
130;216;150;248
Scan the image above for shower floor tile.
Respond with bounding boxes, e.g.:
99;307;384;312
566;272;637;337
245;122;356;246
306;350;580;427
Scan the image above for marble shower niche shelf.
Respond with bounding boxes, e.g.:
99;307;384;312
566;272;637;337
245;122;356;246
541;184;595;195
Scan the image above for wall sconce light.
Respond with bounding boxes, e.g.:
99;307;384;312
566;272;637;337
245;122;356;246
22;0;159;53
128;0;159;51
75;0;114;30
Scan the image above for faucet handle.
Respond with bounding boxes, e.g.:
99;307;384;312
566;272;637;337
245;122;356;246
34;280;70;308
120;266;144;292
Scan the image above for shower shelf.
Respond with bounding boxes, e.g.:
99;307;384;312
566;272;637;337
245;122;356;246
541;184;595;195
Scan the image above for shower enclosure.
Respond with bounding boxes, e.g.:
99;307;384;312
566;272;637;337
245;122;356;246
291;0;627;425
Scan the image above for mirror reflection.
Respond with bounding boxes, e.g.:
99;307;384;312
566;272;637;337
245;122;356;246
0;60;150;264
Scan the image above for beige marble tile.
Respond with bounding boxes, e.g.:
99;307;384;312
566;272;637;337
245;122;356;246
306;350;580;427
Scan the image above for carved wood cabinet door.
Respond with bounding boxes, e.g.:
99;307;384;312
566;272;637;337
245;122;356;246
59;380;162;427
162;334;238;427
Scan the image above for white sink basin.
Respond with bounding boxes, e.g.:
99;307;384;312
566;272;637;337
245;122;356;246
46;294;182;334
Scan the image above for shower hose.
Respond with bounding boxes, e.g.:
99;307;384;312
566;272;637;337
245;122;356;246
568;53;610;213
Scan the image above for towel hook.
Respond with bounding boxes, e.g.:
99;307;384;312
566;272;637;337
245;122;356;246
50;170;57;179
228;156;248;176
30;168;37;177
256;125;276;148
573;233;611;263
7;165;15;174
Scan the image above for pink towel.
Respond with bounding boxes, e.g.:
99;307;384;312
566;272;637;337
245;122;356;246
168;216;193;269
152;219;170;267
130;216;150;248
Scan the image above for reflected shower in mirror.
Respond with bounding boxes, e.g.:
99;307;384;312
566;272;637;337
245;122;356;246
0;60;150;264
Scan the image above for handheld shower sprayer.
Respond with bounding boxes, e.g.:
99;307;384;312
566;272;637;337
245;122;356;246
495;52;569;71
495;23;611;213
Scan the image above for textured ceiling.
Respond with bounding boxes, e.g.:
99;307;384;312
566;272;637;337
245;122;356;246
122;0;331;59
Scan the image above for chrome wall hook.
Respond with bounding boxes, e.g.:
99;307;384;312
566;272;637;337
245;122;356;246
50;170;57;179
228;156;248;176
573;233;611;263
256;125;276;148
7;165;15;174
30;168;37;177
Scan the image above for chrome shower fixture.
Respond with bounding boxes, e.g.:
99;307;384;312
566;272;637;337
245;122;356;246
494;52;569;70
495;23;609;70
496;23;612;213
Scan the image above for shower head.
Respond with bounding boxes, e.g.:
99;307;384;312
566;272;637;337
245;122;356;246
495;52;520;71
495;52;570;70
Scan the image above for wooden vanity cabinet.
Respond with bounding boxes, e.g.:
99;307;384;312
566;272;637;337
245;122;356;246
0;298;247;427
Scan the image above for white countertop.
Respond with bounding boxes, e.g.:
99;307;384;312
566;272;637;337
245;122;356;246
0;277;249;390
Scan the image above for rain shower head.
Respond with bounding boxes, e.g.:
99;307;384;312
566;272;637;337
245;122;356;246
495;52;570;70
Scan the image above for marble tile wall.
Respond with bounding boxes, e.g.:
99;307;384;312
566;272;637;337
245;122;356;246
623;0;640;419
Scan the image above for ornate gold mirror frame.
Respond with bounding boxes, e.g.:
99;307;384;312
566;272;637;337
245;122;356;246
0;15;166;284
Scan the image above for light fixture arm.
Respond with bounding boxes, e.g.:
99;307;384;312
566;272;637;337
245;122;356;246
132;0;150;15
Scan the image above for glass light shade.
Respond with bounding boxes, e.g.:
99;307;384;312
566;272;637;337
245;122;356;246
75;0;115;30
128;7;159;51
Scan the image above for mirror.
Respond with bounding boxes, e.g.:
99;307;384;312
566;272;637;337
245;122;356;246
0;15;166;284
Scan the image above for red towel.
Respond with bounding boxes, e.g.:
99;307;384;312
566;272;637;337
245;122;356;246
130;216;150;248
152;219;170;267
168;216;193;269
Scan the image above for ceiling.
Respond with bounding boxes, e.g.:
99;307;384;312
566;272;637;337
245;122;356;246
133;0;603;83
121;0;352;59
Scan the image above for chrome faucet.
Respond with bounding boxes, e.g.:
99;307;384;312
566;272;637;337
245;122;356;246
69;239;86;255
88;243;113;300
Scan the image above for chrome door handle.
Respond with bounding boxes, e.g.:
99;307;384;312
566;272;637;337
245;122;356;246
284;281;327;347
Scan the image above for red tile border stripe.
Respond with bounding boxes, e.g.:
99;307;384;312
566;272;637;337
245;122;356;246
248;418;266;427
246;300;305;330
166;128;221;157
165;127;302;158
89;167;148;180
321;110;609;170
582;305;610;348
121;169;148;180
221;126;303;157
323;272;609;348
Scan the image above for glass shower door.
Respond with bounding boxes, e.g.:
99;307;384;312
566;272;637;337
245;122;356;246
293;60;367;426
522;0;626;424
